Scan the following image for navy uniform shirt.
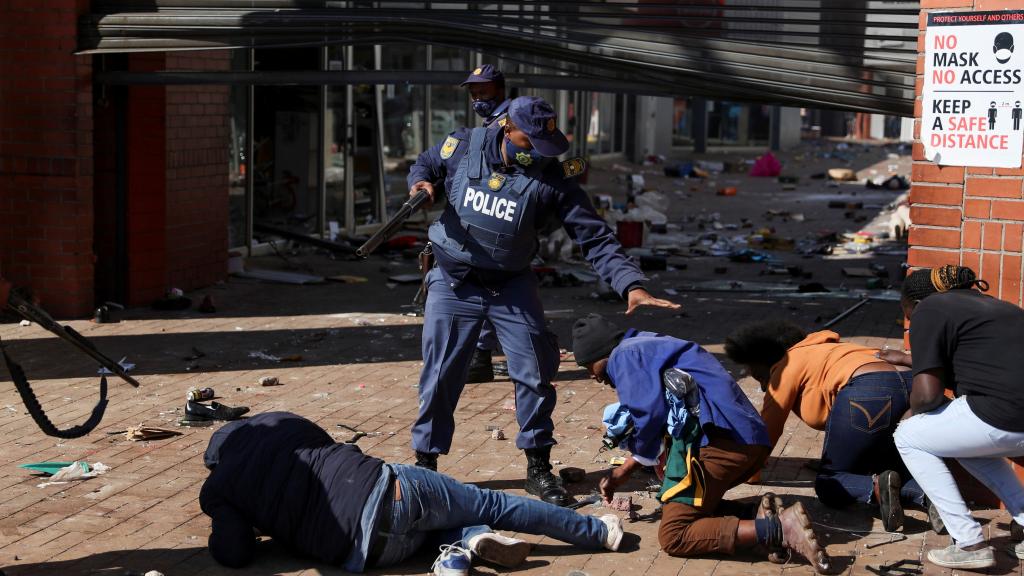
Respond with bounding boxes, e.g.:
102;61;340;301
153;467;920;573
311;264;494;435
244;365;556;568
408;126;644;298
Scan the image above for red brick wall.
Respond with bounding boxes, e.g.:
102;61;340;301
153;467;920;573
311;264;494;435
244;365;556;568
92;52;231;307
910;0;1024;307
0;0;95;317
164;52;230;292
125;54;169;306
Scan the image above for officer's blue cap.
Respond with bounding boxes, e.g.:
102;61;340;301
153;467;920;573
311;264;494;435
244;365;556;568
508;96;569;157
460;64;504;86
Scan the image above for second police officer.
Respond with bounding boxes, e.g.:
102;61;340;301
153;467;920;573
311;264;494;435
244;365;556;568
407;93;680;506
465;64;508;383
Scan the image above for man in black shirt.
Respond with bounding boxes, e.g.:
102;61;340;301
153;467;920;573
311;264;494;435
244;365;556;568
200;412;623;574
887;265;1024;570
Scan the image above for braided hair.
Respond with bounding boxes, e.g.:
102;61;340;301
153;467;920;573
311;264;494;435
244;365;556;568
901;264;989;302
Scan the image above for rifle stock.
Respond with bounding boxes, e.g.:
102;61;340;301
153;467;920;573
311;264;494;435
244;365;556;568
6;292;140;388
356;189;430;258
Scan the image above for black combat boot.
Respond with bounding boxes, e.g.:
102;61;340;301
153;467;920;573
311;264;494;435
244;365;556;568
415;451;438;471
524;446;573;507
465;348;495;383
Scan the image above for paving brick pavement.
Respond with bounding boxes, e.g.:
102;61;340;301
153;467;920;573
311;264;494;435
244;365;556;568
2;144;1022;575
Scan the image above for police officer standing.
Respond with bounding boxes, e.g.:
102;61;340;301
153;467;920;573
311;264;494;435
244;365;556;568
412;65;510;384
407;95;680;506
463;65;507;383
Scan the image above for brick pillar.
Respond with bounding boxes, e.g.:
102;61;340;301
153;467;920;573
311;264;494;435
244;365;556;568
0;0;95;317
910;0;1024;305
911;0;1024;508
164;52;230;292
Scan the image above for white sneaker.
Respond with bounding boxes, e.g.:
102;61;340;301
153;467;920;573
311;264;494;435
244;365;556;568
431;543;471;576
467;532;531;567
600;514;623;551
927;543;994;569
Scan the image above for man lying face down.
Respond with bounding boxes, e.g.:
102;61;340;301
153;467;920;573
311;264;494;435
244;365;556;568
199;412;624;575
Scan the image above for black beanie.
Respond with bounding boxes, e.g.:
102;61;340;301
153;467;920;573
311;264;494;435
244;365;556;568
572;314;625;366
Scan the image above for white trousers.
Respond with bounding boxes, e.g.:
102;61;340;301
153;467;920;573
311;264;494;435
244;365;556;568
894;396;1024;546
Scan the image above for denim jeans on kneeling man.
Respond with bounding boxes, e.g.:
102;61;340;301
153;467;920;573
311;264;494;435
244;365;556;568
815;371;925;508
371;463;608;567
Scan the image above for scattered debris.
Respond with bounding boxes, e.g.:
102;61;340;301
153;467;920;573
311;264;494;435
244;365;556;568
31;461;109;488
327;275;369;283
198;295;216;313
822;298;871;329
608;494;633;511
750;152;781;177
866;559;922;576
559;467;586;483
122;426;183;442
248;351;281;363
337;423;367;443
18;319;30;327
864;533;907;549
98;357;134;376
501;399;516;411
491;429;506;440
827;168;857;181
258;376;281;387
186;387;215;401
234;268;324;285
566;493;602;510
609;456;626;466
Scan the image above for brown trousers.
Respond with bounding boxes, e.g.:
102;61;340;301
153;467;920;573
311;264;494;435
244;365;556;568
658;432;770;557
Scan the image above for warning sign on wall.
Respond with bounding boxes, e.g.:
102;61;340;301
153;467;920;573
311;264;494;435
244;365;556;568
922;10;1024;168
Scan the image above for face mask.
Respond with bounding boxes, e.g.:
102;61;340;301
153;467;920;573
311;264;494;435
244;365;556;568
504;135;543;167
472;98;497;118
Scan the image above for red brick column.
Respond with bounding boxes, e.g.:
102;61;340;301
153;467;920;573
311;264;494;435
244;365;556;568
0;0;95;317
164;53;230;292
910;0;1024;306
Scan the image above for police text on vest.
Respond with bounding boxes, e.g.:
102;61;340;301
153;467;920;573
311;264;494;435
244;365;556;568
463;187;517;222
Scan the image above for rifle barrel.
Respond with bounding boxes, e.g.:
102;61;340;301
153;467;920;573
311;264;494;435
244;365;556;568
356;189;430;258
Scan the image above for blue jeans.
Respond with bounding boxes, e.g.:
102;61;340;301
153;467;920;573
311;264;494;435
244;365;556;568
815;371;925;508
372;464;607;568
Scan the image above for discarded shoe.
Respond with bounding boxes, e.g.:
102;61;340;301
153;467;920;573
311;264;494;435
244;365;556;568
431;543;471;576
467;532;531;567
927;543;994;569
184;400;249;421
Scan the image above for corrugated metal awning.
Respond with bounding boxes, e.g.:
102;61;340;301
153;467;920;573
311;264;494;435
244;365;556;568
80;1;920;115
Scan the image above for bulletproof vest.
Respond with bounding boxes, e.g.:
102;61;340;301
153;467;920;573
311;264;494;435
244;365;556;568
429;126;542;271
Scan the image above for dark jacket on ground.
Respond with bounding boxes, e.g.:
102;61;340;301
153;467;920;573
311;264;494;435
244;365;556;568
199;412;385;568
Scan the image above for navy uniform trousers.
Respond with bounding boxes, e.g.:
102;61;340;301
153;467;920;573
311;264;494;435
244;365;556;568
411;266;560;454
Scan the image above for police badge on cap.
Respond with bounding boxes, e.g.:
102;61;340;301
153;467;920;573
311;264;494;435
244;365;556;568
460;64;504;86
508;96;569;158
